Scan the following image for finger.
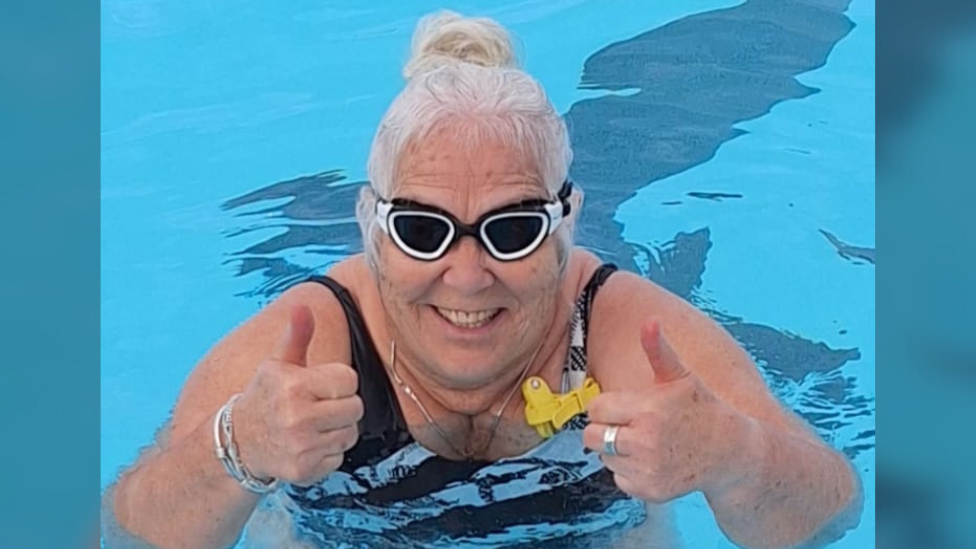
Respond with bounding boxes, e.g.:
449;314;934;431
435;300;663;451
600;454;640;478
308;423;360;456
641;319;689;384
272;305;315;367
310;395;365;432
305;363;359;400
582;422;632;458
610;472;646;500
290;453;345;487
586;393;641;426
312;453;346;478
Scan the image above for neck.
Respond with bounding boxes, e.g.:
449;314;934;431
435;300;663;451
389;337;551;418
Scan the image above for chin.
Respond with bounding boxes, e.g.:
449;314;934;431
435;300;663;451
425;341;509;387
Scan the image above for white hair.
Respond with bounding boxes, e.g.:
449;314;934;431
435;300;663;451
356;10;578;271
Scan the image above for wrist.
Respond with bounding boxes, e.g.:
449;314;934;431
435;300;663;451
214;393;278;494
703;410;768;501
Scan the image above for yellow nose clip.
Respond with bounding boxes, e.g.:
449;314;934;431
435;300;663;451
522;376;601;438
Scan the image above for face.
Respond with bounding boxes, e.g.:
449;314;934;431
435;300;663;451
374;126;566;390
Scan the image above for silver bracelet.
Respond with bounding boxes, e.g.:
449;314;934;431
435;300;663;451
213;393;279;494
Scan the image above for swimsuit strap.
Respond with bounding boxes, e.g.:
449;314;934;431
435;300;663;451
563;263;618;392
304;276;411;469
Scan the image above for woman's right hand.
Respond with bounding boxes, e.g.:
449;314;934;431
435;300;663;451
231;305;364;486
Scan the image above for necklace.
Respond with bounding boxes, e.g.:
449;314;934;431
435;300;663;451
387;340;541;459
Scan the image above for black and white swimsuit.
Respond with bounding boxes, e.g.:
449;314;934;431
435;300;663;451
247;264;647;548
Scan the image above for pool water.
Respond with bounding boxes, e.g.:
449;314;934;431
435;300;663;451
101;0;875;547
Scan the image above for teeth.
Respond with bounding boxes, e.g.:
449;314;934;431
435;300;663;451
436;307;500;328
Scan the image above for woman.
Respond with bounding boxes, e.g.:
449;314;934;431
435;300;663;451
104;11;861;549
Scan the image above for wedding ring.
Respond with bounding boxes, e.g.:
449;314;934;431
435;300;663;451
603;424;620;456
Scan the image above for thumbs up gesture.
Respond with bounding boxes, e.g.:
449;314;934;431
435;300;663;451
583;319;752;503
232;305;364;486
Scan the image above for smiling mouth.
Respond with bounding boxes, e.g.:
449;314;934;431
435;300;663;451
435;307;502;329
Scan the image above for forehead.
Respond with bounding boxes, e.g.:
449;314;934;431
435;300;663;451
394;124;545;202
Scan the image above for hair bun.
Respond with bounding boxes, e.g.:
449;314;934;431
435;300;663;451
403;11;519;80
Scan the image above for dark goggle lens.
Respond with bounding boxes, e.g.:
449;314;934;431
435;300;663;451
392;215;451;253
484;216;545;254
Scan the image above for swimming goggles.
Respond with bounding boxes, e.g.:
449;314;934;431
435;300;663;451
376;181;573;262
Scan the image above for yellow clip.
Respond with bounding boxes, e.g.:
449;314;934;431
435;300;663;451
522;376;601;439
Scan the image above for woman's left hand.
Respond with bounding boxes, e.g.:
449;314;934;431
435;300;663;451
583;319;758;503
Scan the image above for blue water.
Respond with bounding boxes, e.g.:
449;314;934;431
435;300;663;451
101;0;875;547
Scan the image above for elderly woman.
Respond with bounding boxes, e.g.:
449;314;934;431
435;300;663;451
104;11;861;549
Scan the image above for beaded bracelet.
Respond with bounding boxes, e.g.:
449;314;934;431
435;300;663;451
213;393;278;494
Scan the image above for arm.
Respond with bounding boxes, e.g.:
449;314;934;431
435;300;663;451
106;418;262;549
705;421;863;549
104;282;352;549
586;271;863;549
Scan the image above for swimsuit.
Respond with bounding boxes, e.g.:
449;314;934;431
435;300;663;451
247;264;647;548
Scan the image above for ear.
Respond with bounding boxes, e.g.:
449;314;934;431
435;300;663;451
562;186;584;236
569;186;584;220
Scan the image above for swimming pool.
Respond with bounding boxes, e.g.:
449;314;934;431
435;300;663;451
101;0;875;547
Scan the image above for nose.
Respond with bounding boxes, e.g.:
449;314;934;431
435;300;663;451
441;236;495;295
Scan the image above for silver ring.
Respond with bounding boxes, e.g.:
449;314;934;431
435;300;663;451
603;425;620;456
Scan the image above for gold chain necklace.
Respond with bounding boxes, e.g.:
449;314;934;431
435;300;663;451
387;340;541;459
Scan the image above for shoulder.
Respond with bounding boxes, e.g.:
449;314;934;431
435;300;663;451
585;269;812;434
589;269;691;334
584;268;728;386
564;248;606;300
584;270;687;384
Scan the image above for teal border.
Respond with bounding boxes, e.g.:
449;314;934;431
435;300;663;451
878;0;976;546
0;1;100;546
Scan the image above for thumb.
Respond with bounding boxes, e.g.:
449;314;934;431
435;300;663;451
271;305;315;367
640;318;689;384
